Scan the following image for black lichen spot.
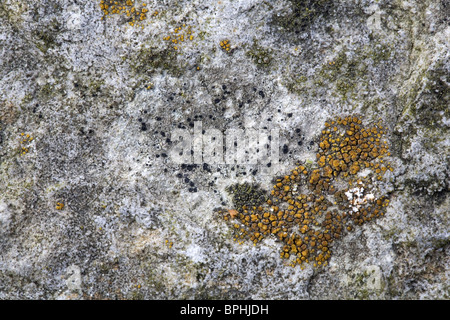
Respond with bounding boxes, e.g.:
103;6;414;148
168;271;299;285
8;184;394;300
203;163;212;172
181;164;197;171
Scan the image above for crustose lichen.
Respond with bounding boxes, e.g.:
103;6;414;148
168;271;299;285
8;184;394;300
217;115;394;268
99;0;156;26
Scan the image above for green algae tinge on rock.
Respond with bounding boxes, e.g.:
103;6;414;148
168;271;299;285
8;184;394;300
217;115;394;268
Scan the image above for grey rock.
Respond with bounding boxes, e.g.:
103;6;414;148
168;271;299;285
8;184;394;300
0;0;448;299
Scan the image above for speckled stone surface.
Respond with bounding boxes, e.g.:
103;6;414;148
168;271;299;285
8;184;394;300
0;0;448;299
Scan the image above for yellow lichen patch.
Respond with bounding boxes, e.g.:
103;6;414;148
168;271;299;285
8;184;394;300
163;24;195;51
217;115;394;268
165;239;173;248
99;0;153;26
19;132;34;156
220;39;231;52
56;202;64;210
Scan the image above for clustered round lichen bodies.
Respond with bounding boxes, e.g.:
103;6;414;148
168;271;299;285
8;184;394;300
163;24;195;51
220;39;232;52
99;0;155;25
55;202;64;210
19;132;33;156
217;115;394;268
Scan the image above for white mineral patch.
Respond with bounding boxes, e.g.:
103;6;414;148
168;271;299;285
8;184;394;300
0;201;11;228
345;182;376;214
66;5;83;30
184;243;206;264
66;265;82;293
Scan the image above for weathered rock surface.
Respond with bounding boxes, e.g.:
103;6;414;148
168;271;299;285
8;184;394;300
0;0;448;299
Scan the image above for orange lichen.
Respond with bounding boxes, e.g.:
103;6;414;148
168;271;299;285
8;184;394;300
99;0;153;25
165;239;173;248
163;24;195;51
19;132;33;156
217;115;393;268
220;39;231;52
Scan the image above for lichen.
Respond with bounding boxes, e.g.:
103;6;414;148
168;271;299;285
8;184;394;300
219;39;232;53
285;41;394;102
34;30;56;53
217;115;394;268
406;62;449;127
39;83;55;99
0;0;28;27
271;0;334;43
129;44;184;81
18;132;34;156
99;0;154;26
246;40;273;68
162;23;196;52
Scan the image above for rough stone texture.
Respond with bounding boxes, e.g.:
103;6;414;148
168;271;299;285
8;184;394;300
0;0;448;299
